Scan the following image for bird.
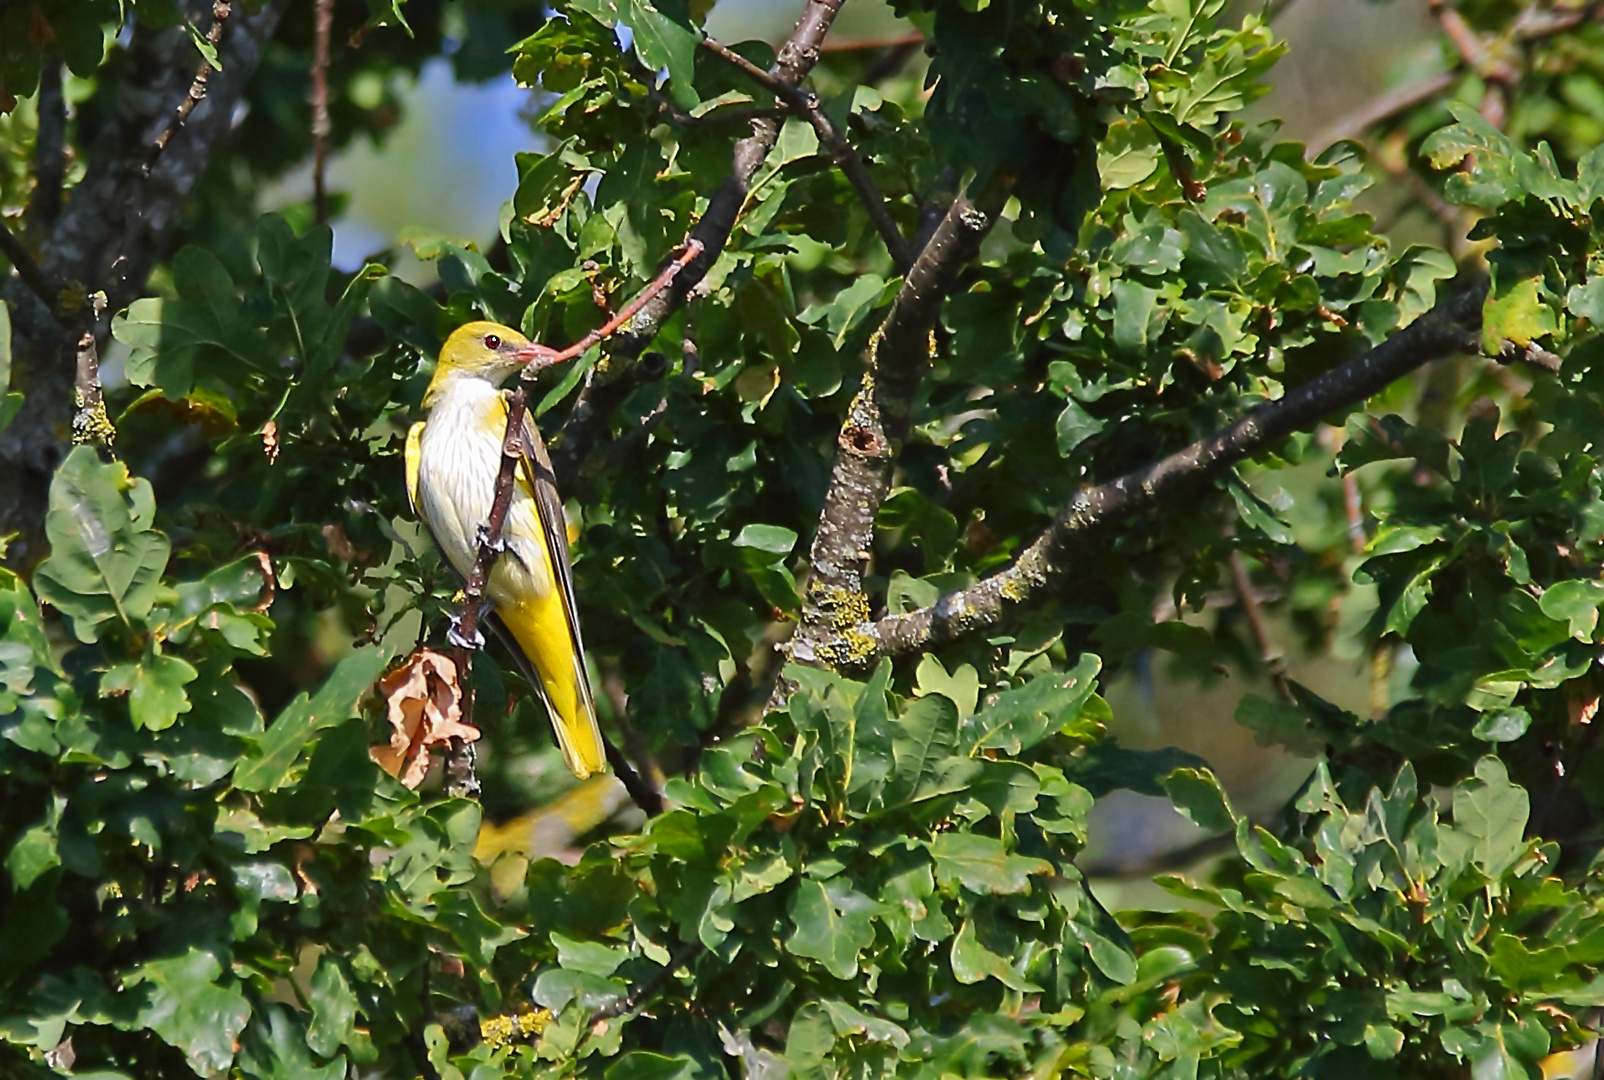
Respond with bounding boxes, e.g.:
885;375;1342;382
405;320;605;779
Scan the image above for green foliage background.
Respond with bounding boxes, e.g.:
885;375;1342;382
5;0;1604;1078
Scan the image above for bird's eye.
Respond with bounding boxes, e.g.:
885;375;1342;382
484;334;502;351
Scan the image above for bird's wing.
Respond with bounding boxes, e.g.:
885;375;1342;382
405;421;425;514
501;391;599;719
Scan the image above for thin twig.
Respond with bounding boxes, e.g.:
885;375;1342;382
0;218;61;310
699;37;913;271
311;0;333;224
1307;71;1457;154
851;282;1489;659
144;0;233;178
861;38;922;85
71;292;113;448
1229;550;1290;702
1308;1;1604;154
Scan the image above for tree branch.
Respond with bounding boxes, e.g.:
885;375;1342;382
142;0;234;179
0;218;61;311
25;57;66;232
699;36;913;271
852;282;1488;658
789;181;1007;668
548;0;849;477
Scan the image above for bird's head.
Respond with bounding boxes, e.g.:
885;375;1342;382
424;321;557;405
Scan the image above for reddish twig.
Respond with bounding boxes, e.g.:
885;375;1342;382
311;0;333;224
144;0;233;177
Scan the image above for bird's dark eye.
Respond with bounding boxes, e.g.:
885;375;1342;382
484;334;502;351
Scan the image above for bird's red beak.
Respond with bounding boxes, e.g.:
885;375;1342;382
514;343;560;371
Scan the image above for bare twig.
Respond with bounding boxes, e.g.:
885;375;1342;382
700;37;913;270
71;292;113;448
862;38;923;85
1308;71;1457;154
0;219;61;311
311;0;333;224
144;0;233;178
849;282;1488;659
1229;550;1290;702
26;58;66;232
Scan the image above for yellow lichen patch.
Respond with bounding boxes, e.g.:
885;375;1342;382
480;1007;552;1050
999;574;1030;603
807;581;871;629
818;628;878;669
72;393;116;447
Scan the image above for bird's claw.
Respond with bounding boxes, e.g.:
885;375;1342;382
447;615;486;651
474;524;508;554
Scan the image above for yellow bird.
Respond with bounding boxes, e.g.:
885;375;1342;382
405;321;605;779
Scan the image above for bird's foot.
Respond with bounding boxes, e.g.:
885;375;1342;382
474;524;509;554
447;614;486;651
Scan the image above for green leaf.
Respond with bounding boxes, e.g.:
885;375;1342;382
1481;276;1556;355
34;447;171;643
604;1052;699;1080
1471;707;1531;743
103;651;198;731
125;949;250;1076
1055;400;1105;456
1538;579;1604;640
567;0;700;108
306;956;358;1058
962;655;1102;756
233;645;392;792
884;693;960;807
1451;756;1529;879
951;915;1042;992
785;878;879;980
930;833;1051;895
1163;768;1236;834
4;814;59;891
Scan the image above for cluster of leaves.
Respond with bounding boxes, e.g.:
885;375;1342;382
1137;758;1604;1080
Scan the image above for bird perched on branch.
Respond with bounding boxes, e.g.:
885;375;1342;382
405;321;604;778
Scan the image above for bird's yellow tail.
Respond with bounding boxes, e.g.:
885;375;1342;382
498;593;605;778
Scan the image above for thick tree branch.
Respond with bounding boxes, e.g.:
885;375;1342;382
790;181;1007;667
25;57;66;232
853;282;1488;658
700;36;912;270
550;0;849;476
0;219;60;310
